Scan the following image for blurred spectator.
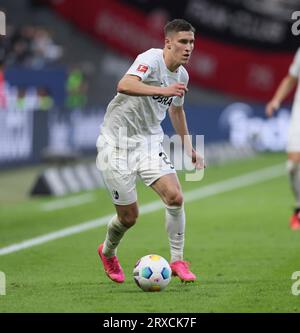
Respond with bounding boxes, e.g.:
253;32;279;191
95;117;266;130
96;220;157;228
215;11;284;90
65;66;87;109
37;87;54;111
16;87;27;111
30;27;63;68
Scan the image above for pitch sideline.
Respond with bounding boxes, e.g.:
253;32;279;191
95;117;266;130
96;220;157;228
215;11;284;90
40;193;96;211
0;163;285;256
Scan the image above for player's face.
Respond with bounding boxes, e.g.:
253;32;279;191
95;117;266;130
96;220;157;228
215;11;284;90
166;31;195;65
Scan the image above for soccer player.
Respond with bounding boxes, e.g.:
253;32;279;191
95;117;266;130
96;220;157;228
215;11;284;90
96;19;204;283
266;47;300;230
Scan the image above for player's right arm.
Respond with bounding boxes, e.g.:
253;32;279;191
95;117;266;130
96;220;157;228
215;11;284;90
266;74;298;117
117;74;187;97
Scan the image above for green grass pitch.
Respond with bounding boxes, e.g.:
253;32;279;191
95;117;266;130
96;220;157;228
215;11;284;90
0;152;300;313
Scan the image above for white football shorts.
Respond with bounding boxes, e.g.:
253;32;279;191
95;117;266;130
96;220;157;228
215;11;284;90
96;137;176;205
287;103;300;152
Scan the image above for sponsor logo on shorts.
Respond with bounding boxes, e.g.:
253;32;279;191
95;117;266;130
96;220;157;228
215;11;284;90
112;190;119;200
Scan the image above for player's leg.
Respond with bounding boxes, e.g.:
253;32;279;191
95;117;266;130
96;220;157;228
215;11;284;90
151;173;184;261
102;202;139;257
138;143;196;281
98;202;138;283
287;152;300;230
96;139;138;282
150;173;196;282
286;112;300;230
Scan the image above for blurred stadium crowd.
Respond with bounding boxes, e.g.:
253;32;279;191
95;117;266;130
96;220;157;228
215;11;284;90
0;2;89;113
0;21;90;113
0;24;62;68
0;21;61;112
0;0;298;170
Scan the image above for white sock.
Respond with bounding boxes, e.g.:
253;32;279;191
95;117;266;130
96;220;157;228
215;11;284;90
165;205;185;263
287;160;300;208
102;215;128;258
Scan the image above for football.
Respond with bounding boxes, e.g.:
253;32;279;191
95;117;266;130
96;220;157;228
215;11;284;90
133;254;172;292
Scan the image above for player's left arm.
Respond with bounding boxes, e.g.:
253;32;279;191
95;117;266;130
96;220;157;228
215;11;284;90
168;104;205;169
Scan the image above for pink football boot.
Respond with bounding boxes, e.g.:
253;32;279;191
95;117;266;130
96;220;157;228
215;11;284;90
98;243;125;283
170;260;196;282
290;212;300;230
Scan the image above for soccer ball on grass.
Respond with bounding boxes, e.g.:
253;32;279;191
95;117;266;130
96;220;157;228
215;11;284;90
133;254;171;292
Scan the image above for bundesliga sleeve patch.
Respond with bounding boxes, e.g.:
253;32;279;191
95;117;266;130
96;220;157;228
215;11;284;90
137;64;149;73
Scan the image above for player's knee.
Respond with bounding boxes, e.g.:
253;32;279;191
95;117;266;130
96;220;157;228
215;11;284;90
165;191;183;207
118;210;139;227
287;160;300;174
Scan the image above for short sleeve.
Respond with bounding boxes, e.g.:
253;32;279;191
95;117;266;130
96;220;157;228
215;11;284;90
172;68;189;107
289;48;300;78
172;95;184;107
126;51;157;81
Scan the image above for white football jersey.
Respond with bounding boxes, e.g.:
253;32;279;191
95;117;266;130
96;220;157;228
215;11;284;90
287;48;300;152
99;48;189;148
289;47;300;104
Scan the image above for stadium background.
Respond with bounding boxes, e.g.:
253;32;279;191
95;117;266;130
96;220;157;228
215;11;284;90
1;0;300;315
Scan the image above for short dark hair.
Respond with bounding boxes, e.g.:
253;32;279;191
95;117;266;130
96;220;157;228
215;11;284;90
164;19;195;36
